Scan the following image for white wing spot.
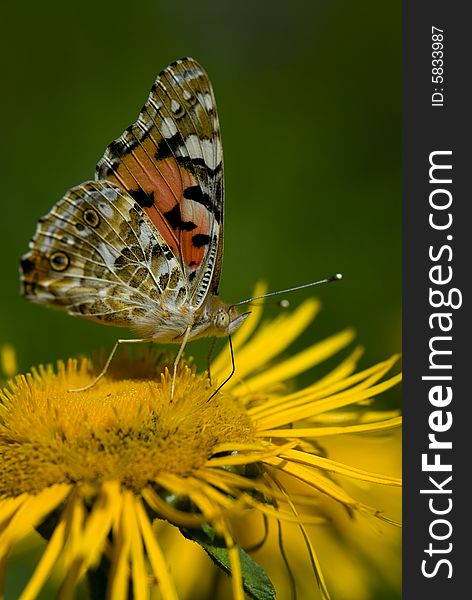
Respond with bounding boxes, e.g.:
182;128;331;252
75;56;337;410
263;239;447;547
197;92;213;112
138;221;154;251
170;99;181;114
97;243;119;269
160;117;178;139
98;202;114;218
185;135;219;169
76;225;91;238
102;188;118;201
185;135;202;161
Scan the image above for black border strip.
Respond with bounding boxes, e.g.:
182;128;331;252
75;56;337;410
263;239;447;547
403;2;470;597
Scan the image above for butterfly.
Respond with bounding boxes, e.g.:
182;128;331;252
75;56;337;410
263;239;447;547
20;58;250;388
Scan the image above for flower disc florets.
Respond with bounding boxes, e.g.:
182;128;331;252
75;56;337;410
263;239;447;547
0;357;255;497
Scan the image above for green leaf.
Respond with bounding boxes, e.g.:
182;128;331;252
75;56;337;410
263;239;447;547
181;528;276;600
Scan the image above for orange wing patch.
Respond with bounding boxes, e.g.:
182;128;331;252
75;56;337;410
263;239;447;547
106;145;211;270
95;57;224;299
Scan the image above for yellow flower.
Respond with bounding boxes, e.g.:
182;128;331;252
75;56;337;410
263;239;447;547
0;287;401;600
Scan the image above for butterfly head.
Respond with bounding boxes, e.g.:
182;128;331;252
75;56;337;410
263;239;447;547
190;296;249;340
212;304;251;336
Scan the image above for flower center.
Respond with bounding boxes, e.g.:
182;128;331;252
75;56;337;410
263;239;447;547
0;360;255;496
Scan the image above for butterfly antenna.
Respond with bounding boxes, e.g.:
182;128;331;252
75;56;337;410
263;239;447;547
233;273;343;307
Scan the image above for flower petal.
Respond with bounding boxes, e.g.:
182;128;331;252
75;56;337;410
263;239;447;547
124;493;148;600
256;373;402;430
211;282;268;378
108;494;131;600
234;328;355;396
257;415;402;438
249;354;399;420
219;519;245;600
0;484;70;557
218;299;321;386
275;480;331;600
80;481;122;571
18;519;66;600
265;457;362;508
0;495;28;531
135;499;179;600
280;449;402;486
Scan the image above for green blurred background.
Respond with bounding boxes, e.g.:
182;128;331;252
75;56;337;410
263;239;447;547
1;1;400;596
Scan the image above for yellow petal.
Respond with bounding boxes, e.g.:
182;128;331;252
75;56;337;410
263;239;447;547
250;354;399;420
0;485;70;556
135;499;179;600
280;449;402;486
219;519;244;600
60;493;85;571
211;281;268;377
309;345;364;389
257;373;402;430
264;456;361;508
218;299;320;386
107;496;131;600
141;487;206;528
80;481;122;571
206;441;296;467
19;518;66;600
277;483;331;600
1;344;18;379
256;416;402;438
233;328;355;396
0;495;28;529
124;493;148;600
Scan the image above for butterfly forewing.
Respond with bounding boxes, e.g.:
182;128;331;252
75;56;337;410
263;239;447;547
95;58;224;307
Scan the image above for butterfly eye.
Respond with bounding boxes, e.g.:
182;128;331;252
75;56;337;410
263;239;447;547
82;208;100;228
49;251;70;272
214;310;230;330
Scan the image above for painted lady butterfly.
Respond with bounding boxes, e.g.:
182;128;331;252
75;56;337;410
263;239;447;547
20;58;250;386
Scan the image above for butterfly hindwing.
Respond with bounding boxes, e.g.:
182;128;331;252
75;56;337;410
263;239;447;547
20;181;188;331
95;58;224;308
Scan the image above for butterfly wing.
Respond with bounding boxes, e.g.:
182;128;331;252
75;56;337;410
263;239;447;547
20;181;189;336
95;58;224;309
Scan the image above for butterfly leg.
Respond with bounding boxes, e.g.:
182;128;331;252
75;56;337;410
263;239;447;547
171;326;191;400
68;337;154;393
